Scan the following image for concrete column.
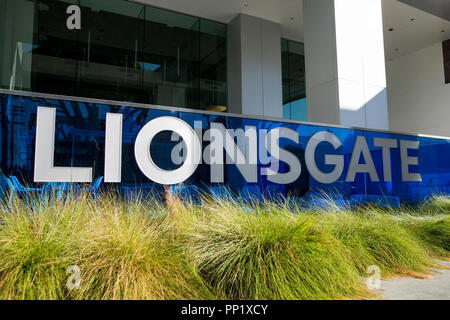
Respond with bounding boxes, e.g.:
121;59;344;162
303;0;389;130
227;14;283;118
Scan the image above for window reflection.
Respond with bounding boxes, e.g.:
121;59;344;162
143;6;199;108
444;39;450;84
281;39;307;121
0;0;36;91
0;0;227;111
199;19;227;111
77;0;145;102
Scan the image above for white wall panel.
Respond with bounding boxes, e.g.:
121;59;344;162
387;42;450;137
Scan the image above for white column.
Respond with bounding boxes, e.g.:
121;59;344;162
303;0;389;130
227;14;283;118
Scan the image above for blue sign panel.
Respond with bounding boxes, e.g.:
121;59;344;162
1;92;449;203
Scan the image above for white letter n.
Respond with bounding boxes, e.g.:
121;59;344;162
34;107;92;183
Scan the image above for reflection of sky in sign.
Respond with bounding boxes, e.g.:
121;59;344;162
64;102;75;117
79;103;88;119
1;93;450;202
137;62;160;71
20;43;39;53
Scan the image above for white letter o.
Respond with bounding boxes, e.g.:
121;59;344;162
134;117;201;185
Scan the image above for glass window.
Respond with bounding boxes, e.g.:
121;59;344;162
0;0;227;110
199;19;227;112
32;0;84;97
76;0;145;102
143;6;199;109
0;0;36;91
281;39;307;121
444;39;450;84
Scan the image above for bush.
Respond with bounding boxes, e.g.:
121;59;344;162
0;192;447;300
72;197;213;300
422;195;450;215
0;196;85;299
324;211;434;276
186;201;368;299
402;215;450;257
0;195;213;300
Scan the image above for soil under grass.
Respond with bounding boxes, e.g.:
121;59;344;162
0;193;448;300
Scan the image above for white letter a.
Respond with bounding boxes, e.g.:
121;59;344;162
66;5;81;30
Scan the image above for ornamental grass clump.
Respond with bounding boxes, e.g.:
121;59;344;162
0;190;447;300
185;199;369;300
0;194;88;299
401;215;450;257
69;195;213;300
422;195;450;215
324;209;435;276
0;193;213;300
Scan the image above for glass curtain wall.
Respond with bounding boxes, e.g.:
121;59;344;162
0;0;36;92
143;6;199;108
281;39;307;121
0;0;227;111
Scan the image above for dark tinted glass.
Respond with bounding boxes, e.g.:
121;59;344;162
0;0;36;91
77;0;145;102
0;0;227;110
31;0;80;97
281;39;306;121
443;39;450;84
199;19;227;112
143;6;200;109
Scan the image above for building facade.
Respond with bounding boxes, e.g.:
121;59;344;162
2;0;450;135
1;0;450;202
